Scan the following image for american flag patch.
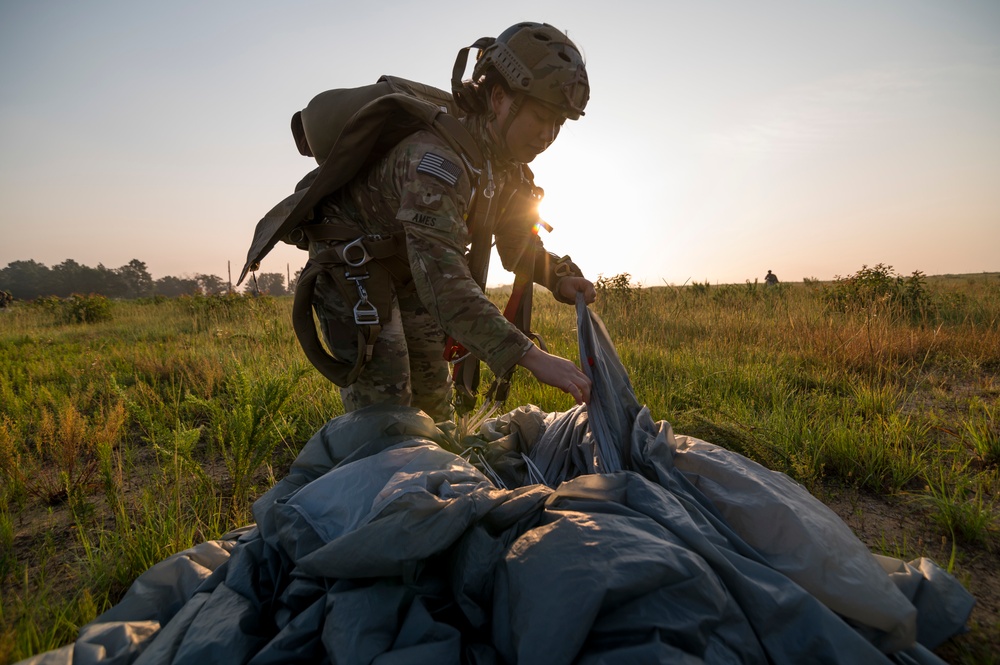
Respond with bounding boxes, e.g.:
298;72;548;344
416;152;462;186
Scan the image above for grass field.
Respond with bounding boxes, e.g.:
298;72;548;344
1;269;998;663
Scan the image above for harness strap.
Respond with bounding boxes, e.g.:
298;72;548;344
291;233;399;387
303;224;412;284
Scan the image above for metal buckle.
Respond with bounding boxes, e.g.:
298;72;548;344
342;237;371;267
354;300;379;325
347;273;379;325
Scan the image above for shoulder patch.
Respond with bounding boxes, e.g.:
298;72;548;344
416;152;462;186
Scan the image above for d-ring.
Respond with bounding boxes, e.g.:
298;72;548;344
342;237;371;267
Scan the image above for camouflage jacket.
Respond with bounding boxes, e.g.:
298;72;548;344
312;127;575;378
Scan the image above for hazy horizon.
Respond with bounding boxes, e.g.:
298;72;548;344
2;0;998;287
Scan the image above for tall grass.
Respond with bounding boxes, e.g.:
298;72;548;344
0;294;339;662
1;274;998;662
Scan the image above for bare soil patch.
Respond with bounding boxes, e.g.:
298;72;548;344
821;483;1000;662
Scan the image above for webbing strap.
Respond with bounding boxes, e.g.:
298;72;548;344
450;37;495;115
303;225;412;284
291;245;395;387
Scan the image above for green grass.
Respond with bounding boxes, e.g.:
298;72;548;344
1;274;999;663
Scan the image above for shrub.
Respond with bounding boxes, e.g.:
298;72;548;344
27;294;113;324
62;294;112;324
822;264;931;320
690;280;712;296
594;273;639;302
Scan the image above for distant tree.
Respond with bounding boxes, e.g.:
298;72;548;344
253;272;287;296
154;275;200;297
2;259;234;300
0;259;54;299
50;259;86;297
196;273;228;296
116;259;153;298
49;259;121;297
289;268;302;292
94;263;126;297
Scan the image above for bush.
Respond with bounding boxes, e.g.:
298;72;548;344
822;264;931;320
690;280;712;296
62;294;112;324
595;273;639;302
27;294;113;324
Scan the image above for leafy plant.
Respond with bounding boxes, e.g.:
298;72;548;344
822;263;932;320
187;364;304;519
59;294;112;324
595;272;639;301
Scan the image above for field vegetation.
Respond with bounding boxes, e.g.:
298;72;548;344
1;267;998;663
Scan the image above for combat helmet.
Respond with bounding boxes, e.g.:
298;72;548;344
452;22;589;120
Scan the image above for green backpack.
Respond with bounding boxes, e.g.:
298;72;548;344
241;76;510;392
239;75;481;285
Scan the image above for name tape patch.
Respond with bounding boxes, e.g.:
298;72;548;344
416;153;462;186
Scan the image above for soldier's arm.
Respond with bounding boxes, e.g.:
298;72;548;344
394;140;534;379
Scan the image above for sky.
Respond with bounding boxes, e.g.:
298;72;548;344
1;0;998;288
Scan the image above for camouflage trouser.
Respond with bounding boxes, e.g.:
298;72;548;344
312;272;454;422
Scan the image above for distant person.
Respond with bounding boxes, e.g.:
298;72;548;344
764;270;779;286
0;290;12;309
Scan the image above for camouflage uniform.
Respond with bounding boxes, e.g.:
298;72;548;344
310;119;576;422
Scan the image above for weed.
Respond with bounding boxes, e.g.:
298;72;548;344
0;416;26;510
918;469;997;547
0;511;14;582
964;398;1000;466
0;578;99;662
187;363;304;519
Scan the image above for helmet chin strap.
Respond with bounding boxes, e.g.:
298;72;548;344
490;92;524;163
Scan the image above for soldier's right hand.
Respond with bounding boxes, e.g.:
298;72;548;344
517;345;591;404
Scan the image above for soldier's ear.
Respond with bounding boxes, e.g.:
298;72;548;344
489;84;509;115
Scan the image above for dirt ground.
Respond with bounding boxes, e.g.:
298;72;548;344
820;483;1000;662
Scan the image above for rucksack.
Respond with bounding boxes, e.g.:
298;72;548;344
239;76;482;284
239;76;546;400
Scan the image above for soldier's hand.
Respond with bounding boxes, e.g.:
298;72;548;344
517;345;591;404
558;276;596;304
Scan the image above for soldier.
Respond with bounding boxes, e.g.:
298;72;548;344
309;22;596;422
765;270;779;286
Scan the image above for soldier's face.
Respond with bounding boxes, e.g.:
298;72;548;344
490;88;565;163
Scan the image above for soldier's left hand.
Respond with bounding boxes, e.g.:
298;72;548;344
558;277;596;304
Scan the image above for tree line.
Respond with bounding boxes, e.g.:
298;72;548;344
0;259;294;301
